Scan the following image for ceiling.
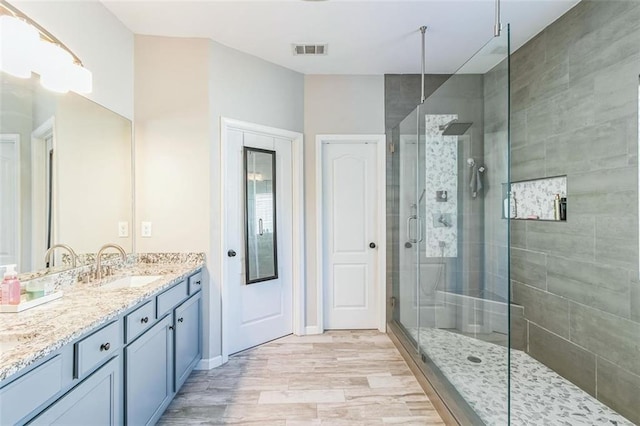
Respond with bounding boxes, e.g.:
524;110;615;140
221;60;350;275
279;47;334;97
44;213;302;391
102;0;580;75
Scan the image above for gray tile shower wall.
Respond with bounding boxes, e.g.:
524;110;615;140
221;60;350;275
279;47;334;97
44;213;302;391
508;1;640;422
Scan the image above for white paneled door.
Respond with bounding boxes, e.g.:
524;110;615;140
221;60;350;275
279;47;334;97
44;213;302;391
224;128;293;355
322;141;379;329
0;134;19;269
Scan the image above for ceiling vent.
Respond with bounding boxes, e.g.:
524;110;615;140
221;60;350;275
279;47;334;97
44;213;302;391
292;43;328;56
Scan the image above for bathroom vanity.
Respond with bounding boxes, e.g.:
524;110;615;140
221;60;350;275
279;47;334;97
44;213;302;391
0;263;203;425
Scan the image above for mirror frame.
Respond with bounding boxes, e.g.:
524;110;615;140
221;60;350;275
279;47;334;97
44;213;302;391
243;146;278;284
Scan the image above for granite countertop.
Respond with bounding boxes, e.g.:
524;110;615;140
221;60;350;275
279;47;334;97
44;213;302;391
0;261;203;382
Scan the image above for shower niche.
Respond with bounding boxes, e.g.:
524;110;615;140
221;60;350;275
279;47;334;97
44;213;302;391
503;175;567;221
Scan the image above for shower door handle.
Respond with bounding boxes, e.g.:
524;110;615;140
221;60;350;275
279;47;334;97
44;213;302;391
407;215;418;244
417;217;424;242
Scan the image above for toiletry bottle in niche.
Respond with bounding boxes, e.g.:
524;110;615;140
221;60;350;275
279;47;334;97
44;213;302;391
1;264;21;305
510;191;518;218
503;193;509;219
553;194;561;221
560;197;567;221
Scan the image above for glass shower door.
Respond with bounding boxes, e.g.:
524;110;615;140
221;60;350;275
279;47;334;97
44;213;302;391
396;107;420;349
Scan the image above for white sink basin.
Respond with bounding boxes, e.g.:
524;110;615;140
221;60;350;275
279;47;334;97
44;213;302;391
100;275;163;290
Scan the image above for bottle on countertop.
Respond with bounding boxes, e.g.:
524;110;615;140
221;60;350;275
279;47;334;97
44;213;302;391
553;194;561;221
1;264;21;305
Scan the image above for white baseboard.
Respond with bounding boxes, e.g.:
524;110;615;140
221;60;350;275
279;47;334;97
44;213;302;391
305;325;323;335
195;355;223;370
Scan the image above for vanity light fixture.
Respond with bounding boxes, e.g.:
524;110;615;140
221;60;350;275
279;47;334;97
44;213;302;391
0;0;92;94
247;172;264;181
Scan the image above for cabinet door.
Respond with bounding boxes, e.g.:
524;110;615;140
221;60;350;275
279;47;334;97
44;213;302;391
29;356;121;426
125;314;173;426
174;292;202;390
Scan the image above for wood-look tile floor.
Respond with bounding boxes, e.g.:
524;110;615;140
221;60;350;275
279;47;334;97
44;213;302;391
158;330;445;425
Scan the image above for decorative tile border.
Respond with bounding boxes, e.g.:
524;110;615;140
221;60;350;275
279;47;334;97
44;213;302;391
425;114;458;258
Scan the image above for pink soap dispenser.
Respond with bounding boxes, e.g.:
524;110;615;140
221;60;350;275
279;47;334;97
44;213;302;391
1;264;21;305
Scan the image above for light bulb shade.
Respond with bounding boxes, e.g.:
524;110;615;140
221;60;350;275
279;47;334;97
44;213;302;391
0;15;39;78
69;62;92;94
38;40;73;93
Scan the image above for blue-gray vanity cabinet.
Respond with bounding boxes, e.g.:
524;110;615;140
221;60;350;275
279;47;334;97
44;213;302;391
187;271;202;295
124;314;174;426
0;346;74;426
174;291;202;390
28;356;121;426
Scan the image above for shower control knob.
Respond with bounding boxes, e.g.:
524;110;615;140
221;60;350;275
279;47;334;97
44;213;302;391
369;242;376;249
228;250;236;257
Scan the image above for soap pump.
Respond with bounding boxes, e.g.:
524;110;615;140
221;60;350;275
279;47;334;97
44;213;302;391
1;264;21;305
553;194;561;221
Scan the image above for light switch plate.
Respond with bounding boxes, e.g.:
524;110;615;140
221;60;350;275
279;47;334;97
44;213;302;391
118;221;129;237
141;221;152;237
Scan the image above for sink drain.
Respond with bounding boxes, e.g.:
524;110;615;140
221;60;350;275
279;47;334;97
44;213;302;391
467;355;482;364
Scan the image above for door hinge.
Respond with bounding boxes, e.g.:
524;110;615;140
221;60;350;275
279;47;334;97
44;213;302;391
389;143;395;154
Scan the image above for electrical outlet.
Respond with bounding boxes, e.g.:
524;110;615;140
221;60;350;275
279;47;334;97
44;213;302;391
141;222;152;238
118;221;129;237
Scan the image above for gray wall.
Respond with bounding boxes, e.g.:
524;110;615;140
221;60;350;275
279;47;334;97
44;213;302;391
509;1;640;422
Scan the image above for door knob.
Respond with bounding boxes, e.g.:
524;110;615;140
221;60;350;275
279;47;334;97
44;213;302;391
228;250;236;257
369;242;376;249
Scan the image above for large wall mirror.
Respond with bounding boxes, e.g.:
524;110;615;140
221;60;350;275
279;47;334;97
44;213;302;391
0;73;132;274
244;147;278;284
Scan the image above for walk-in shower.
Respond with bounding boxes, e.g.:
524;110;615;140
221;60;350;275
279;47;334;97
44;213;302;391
387;22;635;425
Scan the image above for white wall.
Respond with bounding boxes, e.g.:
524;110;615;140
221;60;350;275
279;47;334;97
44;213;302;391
12;0;134;119
134;35;212;357
303;75;385;326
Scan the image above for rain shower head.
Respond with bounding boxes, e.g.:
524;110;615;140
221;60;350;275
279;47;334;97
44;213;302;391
439;120;473;136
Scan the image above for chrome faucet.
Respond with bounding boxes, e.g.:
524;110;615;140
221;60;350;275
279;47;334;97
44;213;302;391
95;243;127;281
44;244;78;269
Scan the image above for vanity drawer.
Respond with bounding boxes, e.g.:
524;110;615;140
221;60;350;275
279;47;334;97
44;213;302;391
75;321;121;378
188;271;203;295
156;280;188;318
125;300;155;343
0;355;65;425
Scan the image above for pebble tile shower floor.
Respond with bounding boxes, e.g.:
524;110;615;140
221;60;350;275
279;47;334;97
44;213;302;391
158;330;444;425
408;327;633;426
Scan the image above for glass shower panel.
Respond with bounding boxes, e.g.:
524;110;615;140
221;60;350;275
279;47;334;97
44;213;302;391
390;26;510;425
417;30;510;425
